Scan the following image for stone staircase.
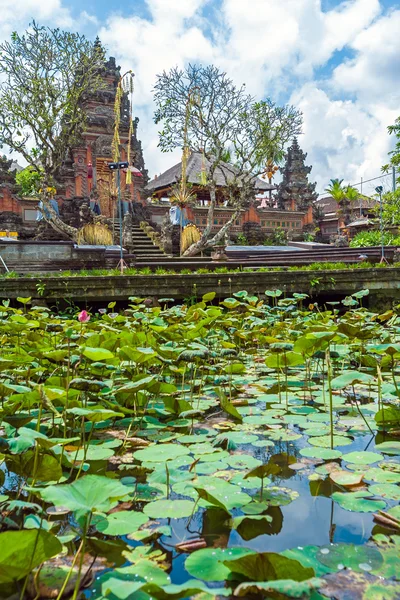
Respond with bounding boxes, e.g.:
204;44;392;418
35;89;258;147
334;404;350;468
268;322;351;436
112;223;166;258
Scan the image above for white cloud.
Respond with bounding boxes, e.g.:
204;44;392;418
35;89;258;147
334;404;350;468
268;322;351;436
0;0;73;39
332;9;400;105
290;83;392;194
0;0;398;193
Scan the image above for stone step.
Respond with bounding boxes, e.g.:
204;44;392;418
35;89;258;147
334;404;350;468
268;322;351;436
134;249;164;254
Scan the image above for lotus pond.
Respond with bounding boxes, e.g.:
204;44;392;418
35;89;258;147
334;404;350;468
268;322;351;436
0;290;399;600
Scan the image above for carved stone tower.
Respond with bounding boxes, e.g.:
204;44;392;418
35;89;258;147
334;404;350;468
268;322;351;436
276;138;318;213
58;40;148;217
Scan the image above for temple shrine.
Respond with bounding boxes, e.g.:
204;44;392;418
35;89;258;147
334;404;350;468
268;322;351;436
0;46;319;245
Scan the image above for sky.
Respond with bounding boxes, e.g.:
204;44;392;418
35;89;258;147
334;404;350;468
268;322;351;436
1;0;399;196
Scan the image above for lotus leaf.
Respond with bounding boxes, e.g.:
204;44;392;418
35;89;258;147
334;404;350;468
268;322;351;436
0;530;62;583
143;499;195;519
316;543;383;572
234;577;323;597
342;451;382;465
368;483;400;500
332;490;386;512
37;475;129;513
133;443;190;462
95;510;149;535
185;547;254;581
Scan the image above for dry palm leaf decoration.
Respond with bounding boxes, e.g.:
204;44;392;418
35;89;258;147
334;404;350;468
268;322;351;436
171;88;201;209
123;73;135;185
112;70;134;185
181;223;201;254
261;158;279;182
77;223;113;246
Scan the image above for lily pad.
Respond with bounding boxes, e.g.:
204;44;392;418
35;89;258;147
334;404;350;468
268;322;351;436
364;467;400;484
0;530;62;583
300;447;343;460
143;499;195;519
309;435;352;448
185;547;254;581
316;543;383;572
375;441;400;456
95;510;149;536
329;470;365;487
342;451;382;465
368;483;400;500
133;443;190;462
332;491;386;512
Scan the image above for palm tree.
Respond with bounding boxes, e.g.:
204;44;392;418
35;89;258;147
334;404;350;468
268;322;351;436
325;179;352;226
344;185;360;220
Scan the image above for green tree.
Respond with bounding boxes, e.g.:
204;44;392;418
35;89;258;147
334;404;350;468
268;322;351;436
325;180;359;225
382;116;400;178
15;167;43;197
0;22;105;239
154;64;302;256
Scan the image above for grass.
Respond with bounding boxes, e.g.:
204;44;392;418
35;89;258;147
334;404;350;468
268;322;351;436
1;261;399;280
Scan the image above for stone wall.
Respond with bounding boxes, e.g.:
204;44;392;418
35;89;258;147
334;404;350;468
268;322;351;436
1;267;399;311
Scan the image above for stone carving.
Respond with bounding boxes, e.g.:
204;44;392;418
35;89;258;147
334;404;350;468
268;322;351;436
122;212;133;251
276;138;318;212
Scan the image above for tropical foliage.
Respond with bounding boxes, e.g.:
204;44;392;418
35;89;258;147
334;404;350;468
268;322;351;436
382;115;400;180
0;292;399;598
154;64;302;256
0;22;105;240
324;179;360;225
350;230;400;247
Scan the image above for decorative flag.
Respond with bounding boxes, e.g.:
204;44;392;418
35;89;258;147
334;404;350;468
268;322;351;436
129;166;143;178
87;163;93;179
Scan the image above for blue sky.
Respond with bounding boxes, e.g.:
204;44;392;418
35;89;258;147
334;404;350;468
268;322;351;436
1;0;399;195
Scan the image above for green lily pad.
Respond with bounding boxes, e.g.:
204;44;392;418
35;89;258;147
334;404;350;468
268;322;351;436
309;435;352;448
95;510;149;536
223;551;314;582
364;467;400;484
37;475;129;513
375;441;400;456
0;530;62;583
300;447;343;460
133;443;190;462
143;499;195;519
316;543;383;572
234;577;323;598
185;547;254;581
329;470;365;487
332;490;386;512
225;454;262;470
368;483;400;500
342;451;382;465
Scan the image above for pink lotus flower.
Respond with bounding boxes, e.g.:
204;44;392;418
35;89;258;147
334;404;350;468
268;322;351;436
78;310;90;323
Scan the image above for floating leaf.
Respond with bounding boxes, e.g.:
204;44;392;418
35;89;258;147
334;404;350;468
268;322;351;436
234;577;323;598
143;499;195;519
330;470;365;487
342;451;382;465
95;511;149;536
316;543;383;572
37;475;129;513
300;447;343;460
0;530;62;583
223;551;314;582
185;547;254;581
332;490;386;512
368;483;400;500
375;441;400;456
82;347;114;361
133;443;190;463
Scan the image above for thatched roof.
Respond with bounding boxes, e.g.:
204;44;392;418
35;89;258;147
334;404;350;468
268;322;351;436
145;152;274;193
315;195;377;216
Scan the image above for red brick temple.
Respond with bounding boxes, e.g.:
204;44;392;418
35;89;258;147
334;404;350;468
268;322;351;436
0;48;317;244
